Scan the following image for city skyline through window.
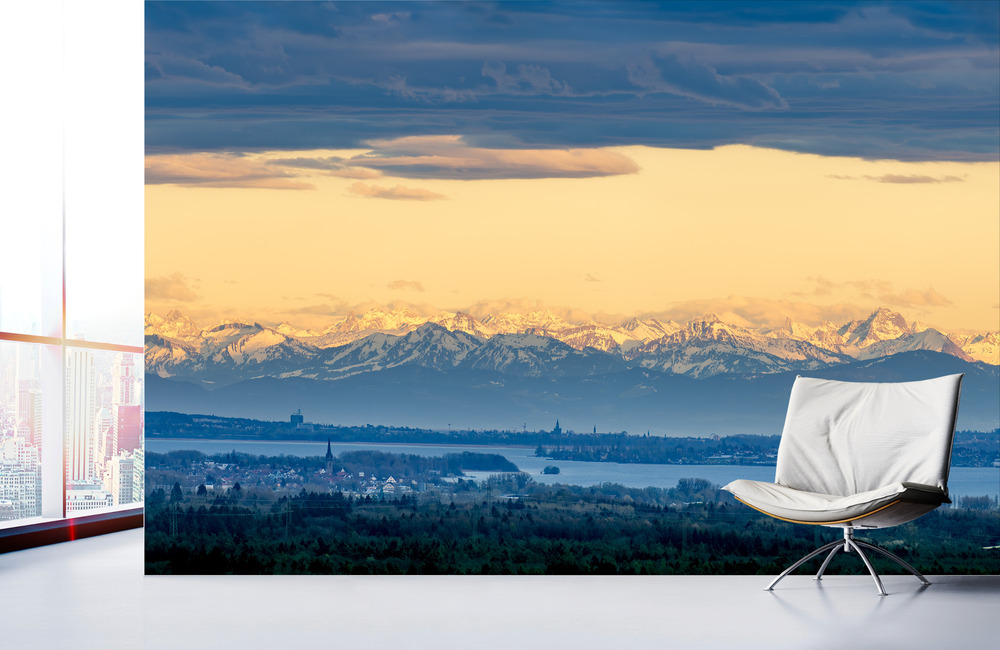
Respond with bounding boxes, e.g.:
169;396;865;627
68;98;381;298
0;2;143;532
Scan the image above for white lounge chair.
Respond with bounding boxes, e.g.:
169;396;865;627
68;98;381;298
723;374;963;595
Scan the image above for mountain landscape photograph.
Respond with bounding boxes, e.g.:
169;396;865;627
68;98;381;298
145;305;999;434
144;1;999;579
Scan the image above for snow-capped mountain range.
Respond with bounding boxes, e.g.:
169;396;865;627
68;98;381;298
145;307;997;386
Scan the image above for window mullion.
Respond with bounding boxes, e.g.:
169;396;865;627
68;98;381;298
39;343;64;519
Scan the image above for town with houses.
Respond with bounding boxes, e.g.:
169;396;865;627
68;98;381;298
148;441;429;503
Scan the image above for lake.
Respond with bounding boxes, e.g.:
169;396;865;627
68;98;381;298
146;438;1000;501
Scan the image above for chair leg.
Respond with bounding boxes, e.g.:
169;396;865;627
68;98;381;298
765;539;844;591
813;544;841;581
844;535;888;596
853;539;931;586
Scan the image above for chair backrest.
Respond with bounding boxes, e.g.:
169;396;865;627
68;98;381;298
774;374;963;497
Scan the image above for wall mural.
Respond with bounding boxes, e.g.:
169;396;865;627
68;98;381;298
144;2;999;575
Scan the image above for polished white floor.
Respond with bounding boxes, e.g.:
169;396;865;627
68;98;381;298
2;528;997;649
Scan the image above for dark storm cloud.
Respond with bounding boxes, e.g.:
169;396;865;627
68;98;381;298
145;1;999;162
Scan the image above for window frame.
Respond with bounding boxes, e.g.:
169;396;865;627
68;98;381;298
0;1;144;550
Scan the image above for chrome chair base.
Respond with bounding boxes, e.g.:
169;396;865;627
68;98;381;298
766;527;930;596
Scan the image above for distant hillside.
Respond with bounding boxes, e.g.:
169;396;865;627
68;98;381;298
147;351;999;436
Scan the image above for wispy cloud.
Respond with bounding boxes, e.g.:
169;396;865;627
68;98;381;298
266;157;383;179
353;135;640;180
646;279;952;329
867;174;964;184
387;280;425;292
287;303;347;316
481;61;573;96
828;173;965;184
151;138;639;187
627;53;787;110
795;277;953;311
145;52;253;90
847;281;953;308
645;296;873;329
383;75;478;103
146;152;316;189
146;273;201;302
371;11;411;24
348;182;447;201
463;298;597;324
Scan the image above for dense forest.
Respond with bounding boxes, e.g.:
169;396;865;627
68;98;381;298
146;411;999;467
146;472;1000;576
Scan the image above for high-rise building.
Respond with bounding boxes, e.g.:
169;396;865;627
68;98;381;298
30;388;42;448
17;389;32;429
97;382;113;411
65;349;96;482
0;437;41;519
112;353;137;406
0;345;15;406
131;447;144;505
105;453;135;506
112;404;142;455
94;406;112;466
16;388;41;447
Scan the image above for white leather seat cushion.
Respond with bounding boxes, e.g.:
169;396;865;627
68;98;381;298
723;479;948;523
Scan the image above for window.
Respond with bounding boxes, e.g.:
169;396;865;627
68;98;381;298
0;2;143;543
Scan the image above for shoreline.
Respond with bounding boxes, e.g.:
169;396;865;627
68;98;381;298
145;437;997;470
147;437;535;450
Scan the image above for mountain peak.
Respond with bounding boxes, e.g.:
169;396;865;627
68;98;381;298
858;328;973;362
412;321;448;334
208;321;260;333
428;311;494;338
869;306;907;323
620;316;642;330
145;309;201;340
843;307;911;348
371;306;420;318
481;310;571;334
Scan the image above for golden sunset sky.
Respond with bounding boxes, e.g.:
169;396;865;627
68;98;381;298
146;144;998;332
